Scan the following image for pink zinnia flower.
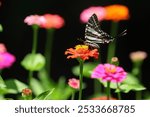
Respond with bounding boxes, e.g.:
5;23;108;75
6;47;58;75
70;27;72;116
91;63;127;83
0;52;16;70
0;43;7;53
24;15;46;26
80;6;106;23
68;78;80;89
40;14;65;29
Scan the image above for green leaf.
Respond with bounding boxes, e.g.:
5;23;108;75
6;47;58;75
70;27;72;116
57;76;66;89
46;77;73;100
48;87;73;100
5;79;28;92
57;77;73;99
61;86;73;99
0;75;6;89
30;78;44;96
0;88;17;95
72;62;98;78
21;53;45;71
114;73;146;93
0;95;5;100
98;79;117;89
38;69;55;90
98;72;144;92
123;73;139;84
0;77;18;95
34;88;55;100
116;84;146;93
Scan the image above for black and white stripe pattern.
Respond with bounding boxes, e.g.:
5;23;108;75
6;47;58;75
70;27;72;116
84;14;114;48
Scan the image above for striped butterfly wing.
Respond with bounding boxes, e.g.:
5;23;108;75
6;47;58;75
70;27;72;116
84;14;114;48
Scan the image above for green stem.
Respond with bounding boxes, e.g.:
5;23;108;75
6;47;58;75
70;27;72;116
107;22;119;63
94;80;102;94
32;25;39;54
131;62;142;100
28;70;33;88
44;29;55;76
22;95;32;100
136;91;142;100
134;62;142;100
107;81;111;100
28;25;39;86
94;48;102;94
0;70;2;75
131;62;142;78
71;91;75;100
117;83;121;100
78;59;84;100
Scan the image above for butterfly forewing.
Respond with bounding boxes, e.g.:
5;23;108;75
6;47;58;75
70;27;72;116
84;14;114;48
87;14;101;31
85;14;102;41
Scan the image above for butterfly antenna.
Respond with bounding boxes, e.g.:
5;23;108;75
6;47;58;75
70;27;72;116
115;29;127;38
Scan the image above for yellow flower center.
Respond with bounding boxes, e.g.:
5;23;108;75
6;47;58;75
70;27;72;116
105;66;116;74
75;45;89;50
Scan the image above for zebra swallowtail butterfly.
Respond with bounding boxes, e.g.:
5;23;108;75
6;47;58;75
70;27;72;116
83;13;127;48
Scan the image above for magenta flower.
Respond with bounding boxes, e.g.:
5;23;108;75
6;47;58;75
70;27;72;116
80;6;106;23
24;15;46;26
68;78;80;89
0;52;16;70
91;63;127;83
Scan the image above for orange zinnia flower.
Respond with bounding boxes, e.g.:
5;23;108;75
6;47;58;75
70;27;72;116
104;4;129;22
65;45;99;61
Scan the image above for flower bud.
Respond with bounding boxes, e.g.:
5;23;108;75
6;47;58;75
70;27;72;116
111;57;119;66
68;78;80;89
22;88;32;100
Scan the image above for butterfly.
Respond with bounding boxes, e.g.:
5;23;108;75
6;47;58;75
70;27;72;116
83;13;127;48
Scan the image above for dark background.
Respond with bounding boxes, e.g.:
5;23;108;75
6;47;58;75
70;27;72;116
0;0;150;99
